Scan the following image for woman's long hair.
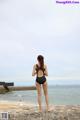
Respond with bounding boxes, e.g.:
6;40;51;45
37;55;44;69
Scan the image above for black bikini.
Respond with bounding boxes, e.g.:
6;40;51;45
35;64;46;84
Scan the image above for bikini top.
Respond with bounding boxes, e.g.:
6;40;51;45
35;64;45;76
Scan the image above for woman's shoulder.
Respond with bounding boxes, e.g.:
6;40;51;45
33;64;47;68
33;64;37;68
44;64;47;68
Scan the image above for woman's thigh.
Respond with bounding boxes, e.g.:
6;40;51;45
42;81;48;95
36;82;41;95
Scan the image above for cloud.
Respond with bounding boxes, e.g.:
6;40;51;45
0;0;80;83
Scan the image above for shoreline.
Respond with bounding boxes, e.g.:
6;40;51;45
0;101;80;120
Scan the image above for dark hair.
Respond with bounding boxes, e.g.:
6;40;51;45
37;55;44;69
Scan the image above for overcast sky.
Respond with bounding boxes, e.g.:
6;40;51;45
0;0;80;85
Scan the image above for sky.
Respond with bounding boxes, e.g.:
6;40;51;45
0;0;80;85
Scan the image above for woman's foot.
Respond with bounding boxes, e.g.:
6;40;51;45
38;107;42;112
38;109;42;112
46;106;53;112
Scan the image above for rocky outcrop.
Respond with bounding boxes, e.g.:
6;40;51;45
0;101;80;120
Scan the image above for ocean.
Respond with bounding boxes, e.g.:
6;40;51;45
0;84;80;105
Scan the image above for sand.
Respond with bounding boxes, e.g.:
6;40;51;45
0;101;80;120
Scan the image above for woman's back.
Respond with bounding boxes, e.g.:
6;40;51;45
32;64;48;77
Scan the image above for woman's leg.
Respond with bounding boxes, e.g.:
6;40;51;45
42;81;49;111
36;82;42;112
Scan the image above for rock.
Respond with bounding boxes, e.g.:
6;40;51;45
0;102;80;120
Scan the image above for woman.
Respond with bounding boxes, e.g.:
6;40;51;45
32;55;49;112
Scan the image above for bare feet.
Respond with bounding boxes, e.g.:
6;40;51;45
46;106;53;112
38;107;42;112
38;109;42;112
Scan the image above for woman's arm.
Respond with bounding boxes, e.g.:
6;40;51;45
32;65;36;76
44;65;48;76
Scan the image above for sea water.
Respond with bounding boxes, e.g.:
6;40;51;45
0;85;80;105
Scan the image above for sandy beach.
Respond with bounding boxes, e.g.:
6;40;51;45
0;101;80;120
